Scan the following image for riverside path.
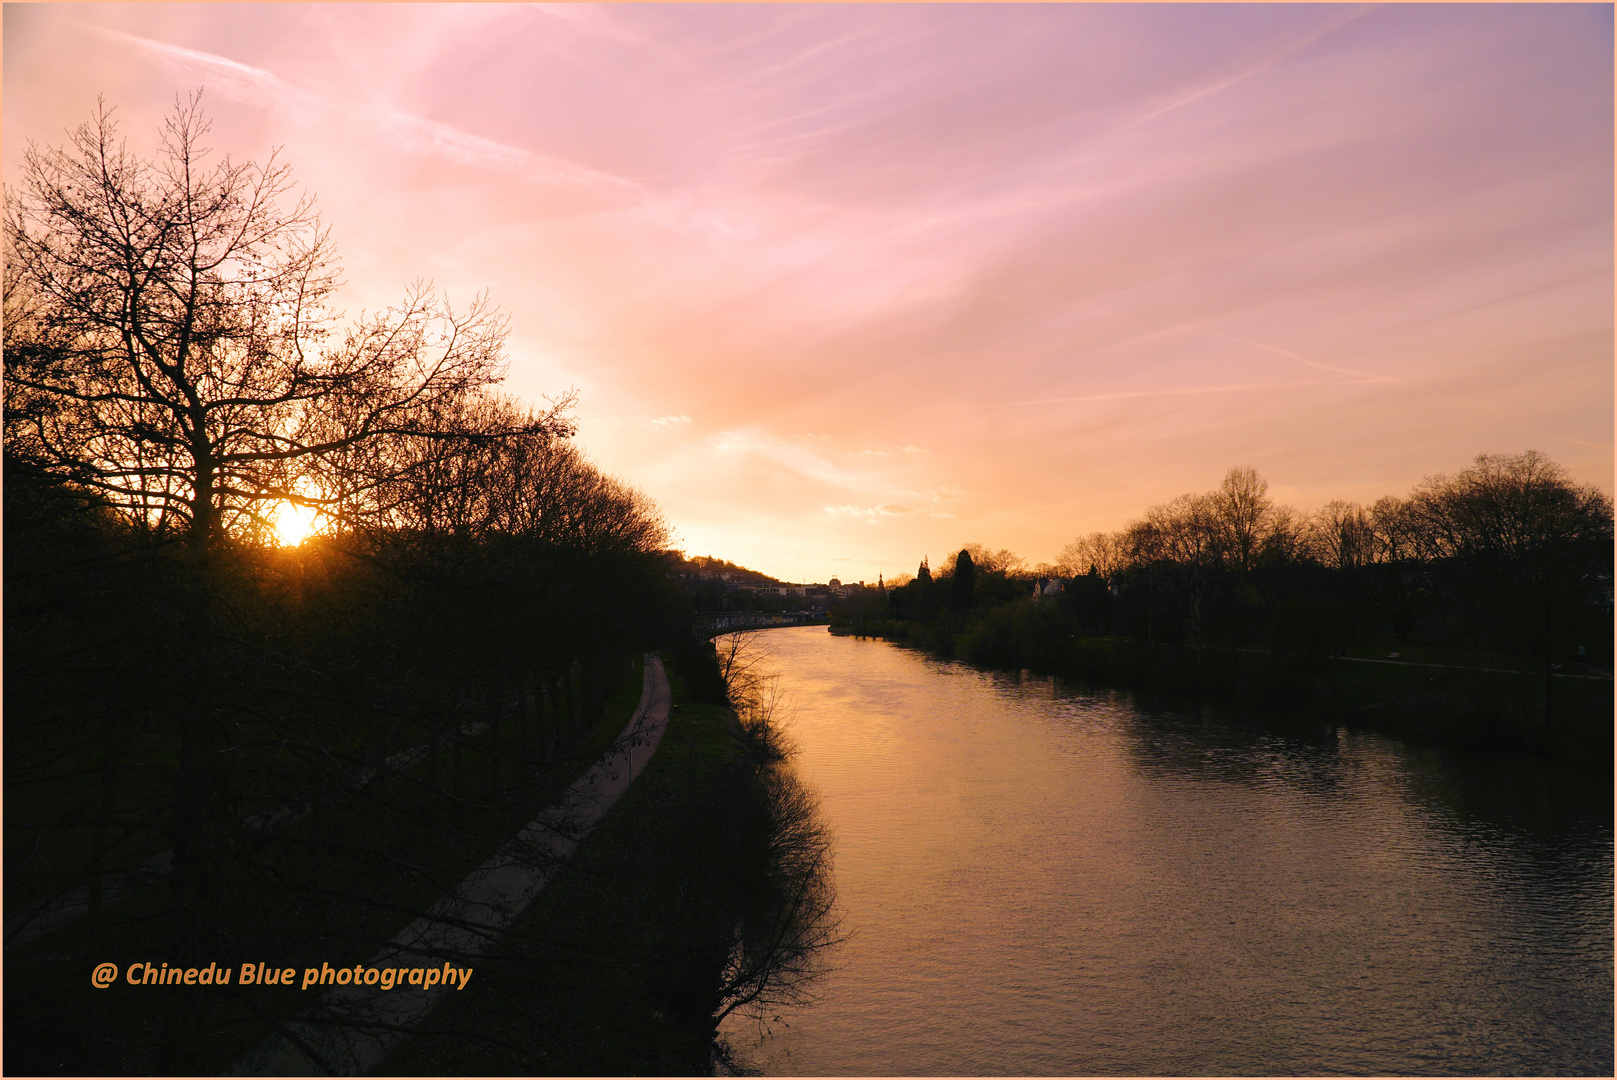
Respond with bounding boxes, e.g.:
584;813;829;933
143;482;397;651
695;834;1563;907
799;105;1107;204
230;654;673;1076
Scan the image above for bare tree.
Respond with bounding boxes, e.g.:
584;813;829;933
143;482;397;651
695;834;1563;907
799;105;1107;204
1057;530;1126;581
1410;450;1613;658
3;96;596;1073
703;643;840;1060
1140;492;1223;644
714;629;776;715
710;761;839;1037
1208;466;1275;575
1357;494;1437;643
3;94;566;553
1411;451;1611;564
1306;500;1374;572
1145;492;1222;568
949;543;1027;577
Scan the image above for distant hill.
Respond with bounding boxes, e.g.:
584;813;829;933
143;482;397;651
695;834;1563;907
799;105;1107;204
674;555;786;587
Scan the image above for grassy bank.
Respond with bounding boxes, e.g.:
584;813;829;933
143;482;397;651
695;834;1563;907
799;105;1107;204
4;660;647;1076
832;617;1612;765
380;647;833;1075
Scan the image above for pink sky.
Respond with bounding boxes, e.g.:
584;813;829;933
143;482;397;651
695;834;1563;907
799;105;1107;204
6;3;1611;582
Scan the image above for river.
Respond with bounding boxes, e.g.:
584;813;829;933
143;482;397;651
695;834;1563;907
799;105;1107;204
719;626;1613;1076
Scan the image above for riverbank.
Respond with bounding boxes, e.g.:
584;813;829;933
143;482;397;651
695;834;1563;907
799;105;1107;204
831;618;1613;766
4;657;651;1075
378;644;834;1074
231;658;673;1075
720;626;1613;1076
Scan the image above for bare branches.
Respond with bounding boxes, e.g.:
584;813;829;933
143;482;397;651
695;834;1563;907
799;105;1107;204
707;642;841;1035
363;391;667;559
1058;530;1125;580
3;93;553;551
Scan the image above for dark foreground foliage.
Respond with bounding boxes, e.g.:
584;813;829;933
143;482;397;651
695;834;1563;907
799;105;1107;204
1;93;743;1075
379;645;839;1076
3;452;693;1075
5;92;840;1076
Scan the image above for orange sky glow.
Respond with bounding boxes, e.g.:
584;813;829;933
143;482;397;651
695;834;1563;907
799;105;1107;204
5;4;1611;583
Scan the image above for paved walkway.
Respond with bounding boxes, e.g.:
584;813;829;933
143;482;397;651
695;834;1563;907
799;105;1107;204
230;655;673;1076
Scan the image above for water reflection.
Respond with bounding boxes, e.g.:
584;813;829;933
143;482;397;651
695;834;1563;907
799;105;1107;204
722;627;1612;1076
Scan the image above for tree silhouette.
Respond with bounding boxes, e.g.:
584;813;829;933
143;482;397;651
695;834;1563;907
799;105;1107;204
3;96;678;1075
4;93;567;553
951;547;977;609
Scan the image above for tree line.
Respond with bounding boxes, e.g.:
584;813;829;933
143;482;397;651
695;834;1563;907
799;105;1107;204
845;456;1612;754
1056;459;1610;656
4;96;693;1073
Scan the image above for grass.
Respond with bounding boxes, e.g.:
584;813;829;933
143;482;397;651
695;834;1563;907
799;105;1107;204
378;657;751;1075
3;658;649;1076
857;616;1612;764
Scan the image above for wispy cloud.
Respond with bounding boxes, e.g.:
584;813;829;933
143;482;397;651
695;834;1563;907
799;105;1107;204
89;26;308;110
93;27;645;197
1126;5;1380;130
1191;328;1412;387
855;443;930;459
825;503;920;522
937;380;1343;411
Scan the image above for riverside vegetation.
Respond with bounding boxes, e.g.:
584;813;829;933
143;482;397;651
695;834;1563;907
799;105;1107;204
832;458;1613;763
4;95;834;1074
381;635;839;1075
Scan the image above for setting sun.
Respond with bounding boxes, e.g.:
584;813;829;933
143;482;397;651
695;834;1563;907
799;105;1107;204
272;500;318;546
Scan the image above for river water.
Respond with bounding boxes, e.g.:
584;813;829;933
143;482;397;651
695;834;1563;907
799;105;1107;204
719;627;1612;1076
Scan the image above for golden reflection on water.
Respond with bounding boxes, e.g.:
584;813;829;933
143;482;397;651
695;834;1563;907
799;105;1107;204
720;627;1613;1076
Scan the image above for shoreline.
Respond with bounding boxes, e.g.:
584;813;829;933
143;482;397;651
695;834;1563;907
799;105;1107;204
829;621;1613;767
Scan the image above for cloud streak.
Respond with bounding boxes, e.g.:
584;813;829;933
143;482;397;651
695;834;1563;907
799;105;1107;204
94;26;646;198
1125;5;1380;129
933;379;1348;411
1190;329;1412;387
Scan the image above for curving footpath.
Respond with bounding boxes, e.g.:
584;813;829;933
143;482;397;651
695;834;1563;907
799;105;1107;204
230;654;672;1076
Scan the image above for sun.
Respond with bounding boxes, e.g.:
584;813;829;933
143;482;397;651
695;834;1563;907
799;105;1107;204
272;500;319;547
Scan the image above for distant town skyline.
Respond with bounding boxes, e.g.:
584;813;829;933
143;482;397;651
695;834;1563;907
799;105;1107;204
6;3;1610;583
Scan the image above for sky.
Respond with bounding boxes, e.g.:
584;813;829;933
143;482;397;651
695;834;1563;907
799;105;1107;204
5;3;1612;583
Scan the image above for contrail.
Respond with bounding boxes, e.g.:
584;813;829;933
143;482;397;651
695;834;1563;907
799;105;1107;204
92;27;645;197
1126;5;1381;129
1193;327;1411;387
933;378;1339;411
